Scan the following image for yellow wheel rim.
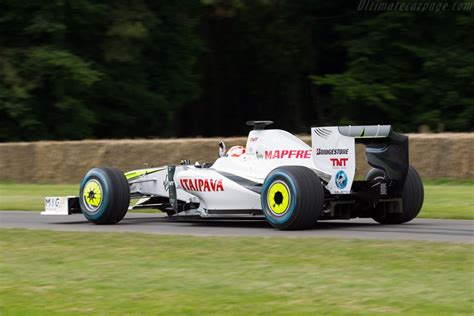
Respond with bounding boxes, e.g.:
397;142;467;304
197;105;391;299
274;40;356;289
83;180;102;210
267;181;291;215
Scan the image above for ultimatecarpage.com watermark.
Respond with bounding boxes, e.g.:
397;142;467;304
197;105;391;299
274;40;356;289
358;0;473;11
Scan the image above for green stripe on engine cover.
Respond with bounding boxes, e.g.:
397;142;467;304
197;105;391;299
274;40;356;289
125;167;165;180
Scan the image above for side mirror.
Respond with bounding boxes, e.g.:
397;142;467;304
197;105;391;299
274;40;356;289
218;141;226;157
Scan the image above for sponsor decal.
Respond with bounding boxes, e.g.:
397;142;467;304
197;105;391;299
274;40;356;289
45;198;61;208
264;149;311;159
335;170;348;189
330;157;348;167
316;148;349;155
249;137;259;142
180;178;224;192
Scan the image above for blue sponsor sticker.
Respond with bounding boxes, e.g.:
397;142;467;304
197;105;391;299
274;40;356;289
335;170;348;189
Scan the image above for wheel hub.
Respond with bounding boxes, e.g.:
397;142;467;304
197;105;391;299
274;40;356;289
82;179;103;212
267;180;291;216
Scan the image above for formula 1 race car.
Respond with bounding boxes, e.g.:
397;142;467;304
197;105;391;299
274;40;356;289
43;121;424;230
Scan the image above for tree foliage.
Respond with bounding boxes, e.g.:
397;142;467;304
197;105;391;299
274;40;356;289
312;9;474;132
0;0;472;141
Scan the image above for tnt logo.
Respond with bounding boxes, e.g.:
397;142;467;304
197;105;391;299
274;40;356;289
330;158;348;167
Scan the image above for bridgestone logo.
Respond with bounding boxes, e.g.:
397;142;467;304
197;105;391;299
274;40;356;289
316;148;349;155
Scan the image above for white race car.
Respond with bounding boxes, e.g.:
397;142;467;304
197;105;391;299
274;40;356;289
43;121;424;230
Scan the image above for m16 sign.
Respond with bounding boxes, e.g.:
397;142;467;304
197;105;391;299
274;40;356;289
42;196;79;215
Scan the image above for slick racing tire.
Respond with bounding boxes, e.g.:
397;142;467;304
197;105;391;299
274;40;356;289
369;166;424;224
79;167;130;224
262;166;324;230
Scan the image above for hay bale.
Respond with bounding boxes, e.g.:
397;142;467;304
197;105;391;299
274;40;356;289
1;133;472;183
0;143;36;182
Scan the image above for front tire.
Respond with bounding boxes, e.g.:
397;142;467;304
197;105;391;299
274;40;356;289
261;166;324;230
79;167;130;224
369;166;424;224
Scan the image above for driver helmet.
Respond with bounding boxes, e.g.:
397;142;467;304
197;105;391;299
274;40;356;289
226;146;246;157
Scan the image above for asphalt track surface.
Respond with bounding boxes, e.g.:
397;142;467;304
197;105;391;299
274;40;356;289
1;211;473;243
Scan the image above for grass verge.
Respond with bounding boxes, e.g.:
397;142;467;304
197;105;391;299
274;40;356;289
422;181;473;219
0;183;78;212
0;229;473;315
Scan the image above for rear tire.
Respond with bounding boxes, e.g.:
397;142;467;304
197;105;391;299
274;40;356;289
79;167;130;224
369;166;424;224
261;166;324;230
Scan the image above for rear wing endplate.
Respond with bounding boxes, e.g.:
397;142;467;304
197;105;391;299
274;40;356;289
312;125;408;194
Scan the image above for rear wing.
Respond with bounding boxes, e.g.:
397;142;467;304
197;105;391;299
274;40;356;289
312;125;408;194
